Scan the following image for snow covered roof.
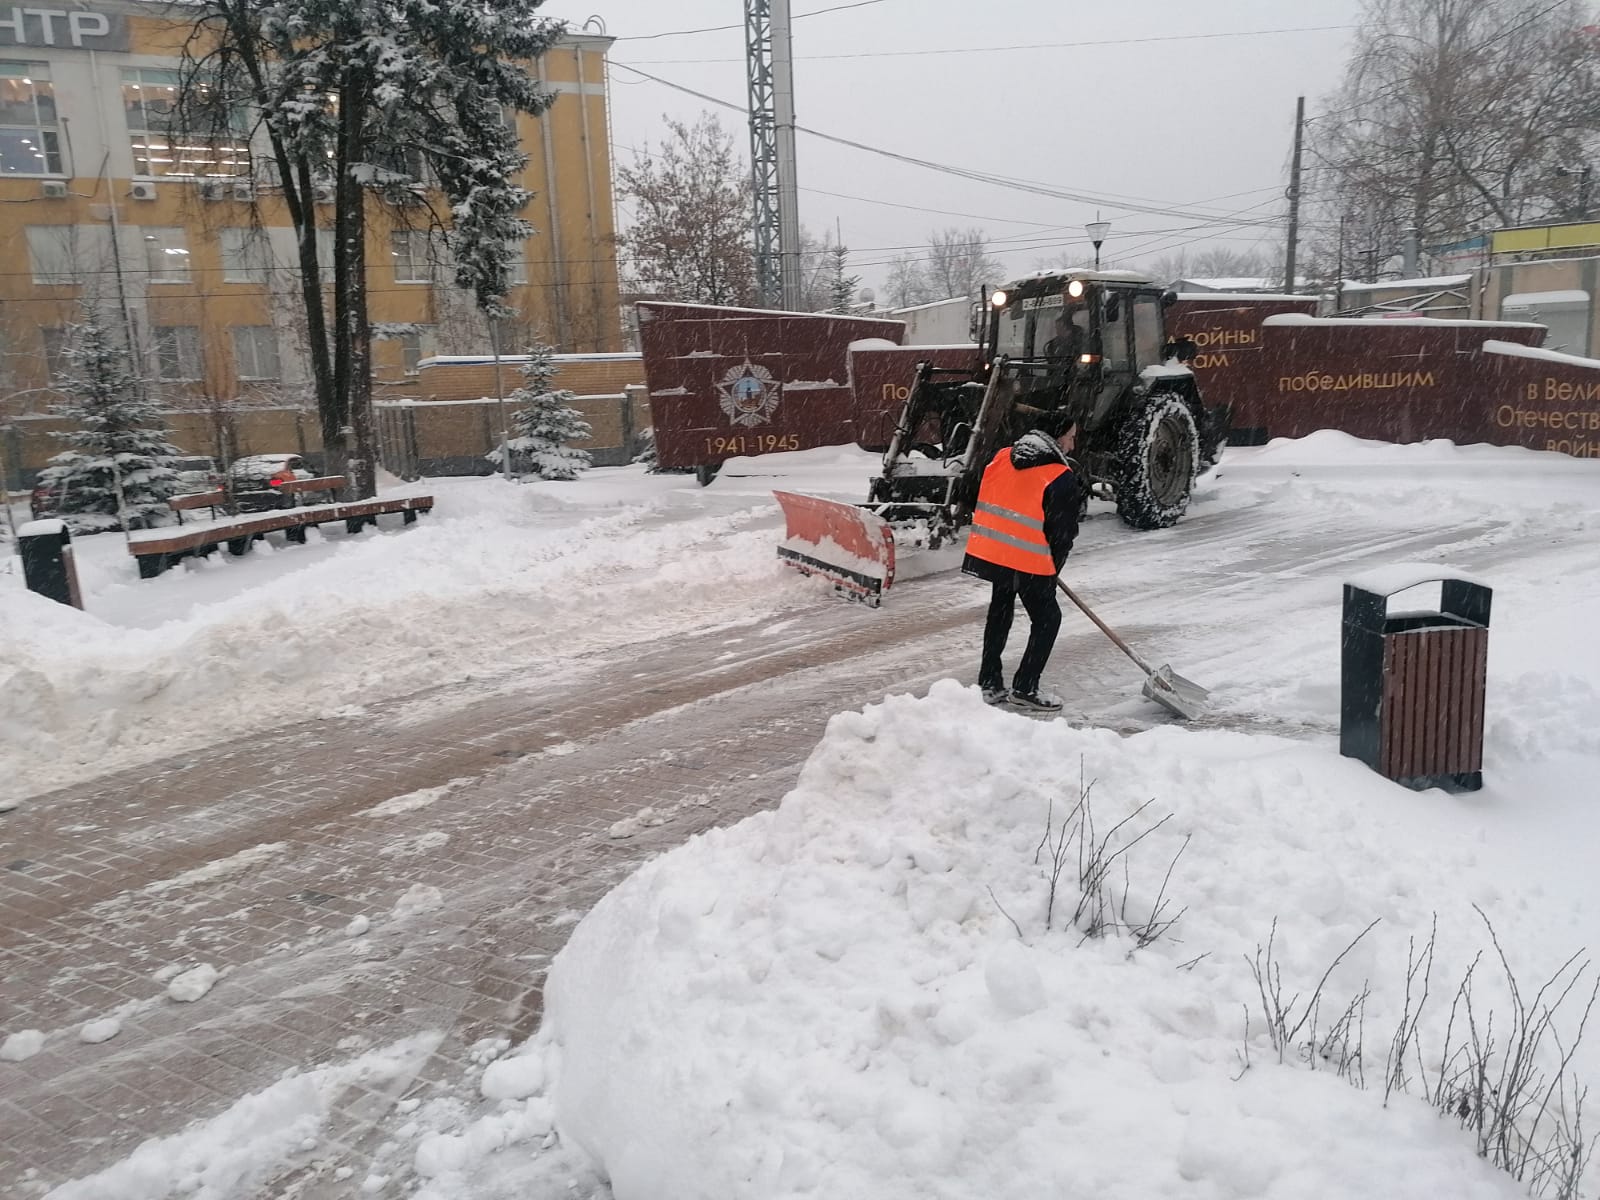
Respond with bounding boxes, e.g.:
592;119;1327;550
1482;339;1600;370
417;353;641;367
1173;292;1312;303
1013;268;1154;286
638;300;906;324
890;297;970;314
1263;313;1545;330
1340;275;1471;292
1501;290;1590;309
1173;276;1307;292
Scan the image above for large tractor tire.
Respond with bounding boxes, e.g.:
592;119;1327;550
1114;391;1199;530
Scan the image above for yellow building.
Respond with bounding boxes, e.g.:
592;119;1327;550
0;0;622;455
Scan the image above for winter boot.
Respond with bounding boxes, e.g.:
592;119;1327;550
1008;689;1063;713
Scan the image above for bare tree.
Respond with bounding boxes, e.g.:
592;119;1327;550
617;113;755;306
885;252;934;308
1144;246;1283;285
924;227;1005;301
1310;0;1600;276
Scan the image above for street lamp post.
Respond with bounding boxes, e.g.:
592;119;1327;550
1086;219;1111;269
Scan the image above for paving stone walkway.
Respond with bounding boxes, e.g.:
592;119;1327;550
2;572;1039;1196
8;497;1440;1196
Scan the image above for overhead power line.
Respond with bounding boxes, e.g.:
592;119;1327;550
609;62;1286;229
627;23;1357;64
614;0;892;42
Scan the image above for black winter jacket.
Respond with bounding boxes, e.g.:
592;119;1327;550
961;431;1082;583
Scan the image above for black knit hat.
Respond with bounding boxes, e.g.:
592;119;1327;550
1038;410;1078;438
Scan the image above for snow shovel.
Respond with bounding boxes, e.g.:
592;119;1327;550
1056;578;1210;720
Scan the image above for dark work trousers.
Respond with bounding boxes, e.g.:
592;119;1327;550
979;569;1062;696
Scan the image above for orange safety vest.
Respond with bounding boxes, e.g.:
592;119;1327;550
966;447;1069;575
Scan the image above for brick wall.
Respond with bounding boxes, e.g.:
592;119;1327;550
375;354;646;403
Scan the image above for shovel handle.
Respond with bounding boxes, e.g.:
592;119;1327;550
1055;577;1158;677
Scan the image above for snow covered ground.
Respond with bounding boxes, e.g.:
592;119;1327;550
12;433;1600;1198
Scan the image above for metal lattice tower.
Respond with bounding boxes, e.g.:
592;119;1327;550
745;0;801;309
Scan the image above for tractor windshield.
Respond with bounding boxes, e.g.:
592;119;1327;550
995;295;1089;361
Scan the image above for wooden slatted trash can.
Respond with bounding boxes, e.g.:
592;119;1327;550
1340;566;1491;793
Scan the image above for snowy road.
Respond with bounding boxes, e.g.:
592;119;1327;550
5;438;1600;1196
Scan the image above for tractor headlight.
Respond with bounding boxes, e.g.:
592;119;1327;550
1067;279;1086;298
989;290;1008;308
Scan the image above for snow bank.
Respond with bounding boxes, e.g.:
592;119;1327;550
46;1034;440;1200
0;469;813;802
516;682;1587;1198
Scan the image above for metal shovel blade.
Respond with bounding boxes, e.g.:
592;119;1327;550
1142;665;1211;721
1055;578;1210;721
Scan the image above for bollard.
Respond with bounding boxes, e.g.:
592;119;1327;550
18;519;84;610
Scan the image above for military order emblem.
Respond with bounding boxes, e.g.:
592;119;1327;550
717;360;782;428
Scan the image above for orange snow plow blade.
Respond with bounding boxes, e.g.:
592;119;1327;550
774;490;897;606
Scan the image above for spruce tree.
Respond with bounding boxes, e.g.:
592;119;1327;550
38;313;179;532
828;242;861;314
488;346;592;481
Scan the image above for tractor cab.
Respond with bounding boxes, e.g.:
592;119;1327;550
984;270;1179;441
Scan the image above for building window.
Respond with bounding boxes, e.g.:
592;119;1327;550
390;230;431;283
123;67;249;177
232;326;279;380
316;227;337;285
220;226;271;283
0;62;60;175
153;325;202;381
41;325;71;380
399;328;432;374
141;227;191;283
25;224;77;284
507;244;528;286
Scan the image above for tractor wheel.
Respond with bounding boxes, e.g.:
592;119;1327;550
1114;392;1198;530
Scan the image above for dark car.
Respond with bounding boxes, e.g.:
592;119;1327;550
30;455;221;519
227;453;314;512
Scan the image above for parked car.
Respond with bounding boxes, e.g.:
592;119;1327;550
30;455;221;520
29;476;66;520
168;455;222;496
226;453;314;512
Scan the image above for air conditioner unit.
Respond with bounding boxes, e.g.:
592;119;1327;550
129;181;158;201
198;179;228;201
313;183;336;205
232;181;256;202
40;179;67;199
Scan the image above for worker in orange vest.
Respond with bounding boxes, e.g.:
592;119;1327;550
962;412;1082;712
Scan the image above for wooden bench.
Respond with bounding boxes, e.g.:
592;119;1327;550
167;475;347;524
128;488;435;578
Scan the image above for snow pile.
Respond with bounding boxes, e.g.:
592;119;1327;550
507;682;1592;1199
46;1034;441;1200
166;963;220;1004
1;1030;44;1062
0;461;865;802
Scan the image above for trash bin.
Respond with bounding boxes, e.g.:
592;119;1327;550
18;518;84;610
1340;566;1490;793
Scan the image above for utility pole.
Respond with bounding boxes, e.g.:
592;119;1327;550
745;0;801;309
1284;95;1305;294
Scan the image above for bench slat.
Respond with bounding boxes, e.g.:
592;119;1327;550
169;490;227;511
130;496;433;558
275;475;347;495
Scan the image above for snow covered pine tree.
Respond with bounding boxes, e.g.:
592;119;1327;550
486;346;593;481
38;313;179;532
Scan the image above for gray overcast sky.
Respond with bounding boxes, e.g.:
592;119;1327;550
545;0;1366;289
